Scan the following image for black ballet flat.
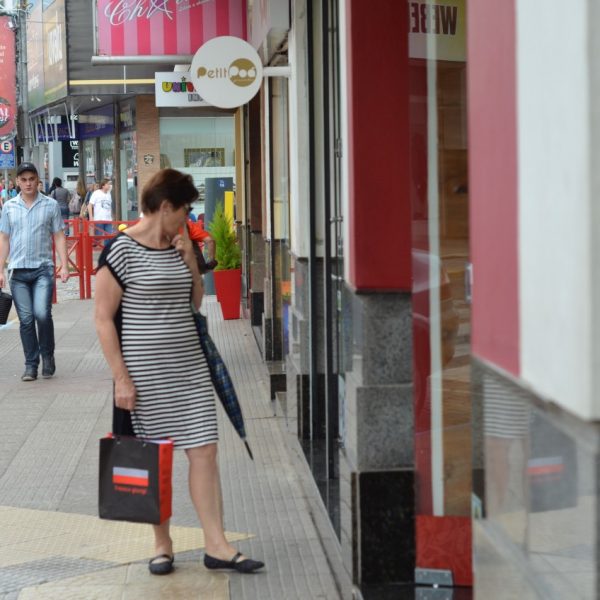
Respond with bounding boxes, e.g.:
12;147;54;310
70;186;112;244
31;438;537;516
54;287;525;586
148;553;174;575
204;551;264;573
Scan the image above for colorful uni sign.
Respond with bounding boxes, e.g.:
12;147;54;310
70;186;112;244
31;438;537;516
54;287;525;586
155;72;209;107
95;0;247;57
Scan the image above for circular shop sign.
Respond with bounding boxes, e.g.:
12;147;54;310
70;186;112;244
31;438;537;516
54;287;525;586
0;140;13;153
191;36;263;109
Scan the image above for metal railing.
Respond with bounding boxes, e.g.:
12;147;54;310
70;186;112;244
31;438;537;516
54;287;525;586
52;219;137;301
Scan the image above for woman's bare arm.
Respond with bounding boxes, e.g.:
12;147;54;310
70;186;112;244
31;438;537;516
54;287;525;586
94;267;136;411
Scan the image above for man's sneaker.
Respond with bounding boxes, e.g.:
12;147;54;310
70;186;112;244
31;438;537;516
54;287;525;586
42;355;56;378
21;368;38;382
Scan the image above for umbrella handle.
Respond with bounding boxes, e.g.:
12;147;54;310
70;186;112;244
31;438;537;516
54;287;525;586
244;440;254;461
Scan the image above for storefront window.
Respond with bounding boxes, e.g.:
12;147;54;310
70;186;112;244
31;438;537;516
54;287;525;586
410;0;472;585
83;139;97;184
271;77;291;360
159;116;235;217
119;132;137;220
80;104;115;187
99;136;115;181
303;0;343;538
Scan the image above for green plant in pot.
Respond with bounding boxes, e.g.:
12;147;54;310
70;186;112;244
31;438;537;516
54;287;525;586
207;202;242;319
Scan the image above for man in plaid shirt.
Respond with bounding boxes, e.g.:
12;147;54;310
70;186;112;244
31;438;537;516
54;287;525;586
0;162;69;381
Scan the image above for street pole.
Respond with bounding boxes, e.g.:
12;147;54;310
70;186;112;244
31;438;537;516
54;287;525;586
17;6;30;161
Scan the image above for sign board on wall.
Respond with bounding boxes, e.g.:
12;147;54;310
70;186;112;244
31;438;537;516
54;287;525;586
62;139;79;169
36;117;78;142
95;0;247;57
408;0;466;62
27;0;46;111
0;16;17;141
43;0;68;104
191;36;262;109
79;104;115;140
27;0;68;110
155;72;209;107
0;140;16;169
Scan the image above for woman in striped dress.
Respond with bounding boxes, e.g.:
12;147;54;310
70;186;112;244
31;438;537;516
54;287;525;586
94;169;263;575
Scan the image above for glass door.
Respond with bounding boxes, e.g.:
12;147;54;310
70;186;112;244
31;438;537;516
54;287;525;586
119;132;138;220
410;0;473;588
83;139;97;185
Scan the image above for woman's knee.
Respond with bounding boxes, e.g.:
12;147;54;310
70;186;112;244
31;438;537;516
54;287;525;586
186;443;218;463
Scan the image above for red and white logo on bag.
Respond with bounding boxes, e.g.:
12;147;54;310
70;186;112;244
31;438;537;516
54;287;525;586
113;467;149;492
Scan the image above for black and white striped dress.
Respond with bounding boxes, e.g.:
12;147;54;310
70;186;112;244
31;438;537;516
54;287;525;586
99;233;218;449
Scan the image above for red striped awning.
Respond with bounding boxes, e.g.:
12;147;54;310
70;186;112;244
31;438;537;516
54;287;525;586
96;0;247;57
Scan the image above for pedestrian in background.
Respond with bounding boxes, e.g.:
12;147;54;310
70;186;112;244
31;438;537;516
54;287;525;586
94;168;264;576
88;178;113;241
1;179;17;203
188;217;218;270
0;162;69;381
49;177;71;232
68;177;85;220
79;182;96;220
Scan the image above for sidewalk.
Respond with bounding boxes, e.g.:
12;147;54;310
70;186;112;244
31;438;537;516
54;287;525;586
0;291;342;599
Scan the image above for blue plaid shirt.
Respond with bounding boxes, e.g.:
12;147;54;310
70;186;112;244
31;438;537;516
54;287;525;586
0;193;63;269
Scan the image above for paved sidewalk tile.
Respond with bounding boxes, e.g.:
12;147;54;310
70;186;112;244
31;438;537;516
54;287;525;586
0;506;250;568
0;295;342;600
18;563;229;600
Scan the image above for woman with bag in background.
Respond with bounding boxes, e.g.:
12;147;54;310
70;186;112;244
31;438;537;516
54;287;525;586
69;177;85;220
49;177;70;231
79;182;96;220
94;168;264;576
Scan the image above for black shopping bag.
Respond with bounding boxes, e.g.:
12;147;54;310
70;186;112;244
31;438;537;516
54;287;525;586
0;289;12;325
98;434;173;524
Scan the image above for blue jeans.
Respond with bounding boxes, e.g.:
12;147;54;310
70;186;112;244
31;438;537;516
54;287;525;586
95;222;113;246
9;265;55;369
60;207;70;235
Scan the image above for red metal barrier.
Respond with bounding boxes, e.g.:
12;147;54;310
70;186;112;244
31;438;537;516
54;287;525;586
83;220;137;299
52;218;85;304
52;218;137;301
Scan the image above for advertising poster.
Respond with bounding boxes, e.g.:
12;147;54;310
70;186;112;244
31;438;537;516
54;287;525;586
43;0;68;104
62;139;79;169
0;16;17;141
79;104;115;140
27;0;46;111
95;0;246;56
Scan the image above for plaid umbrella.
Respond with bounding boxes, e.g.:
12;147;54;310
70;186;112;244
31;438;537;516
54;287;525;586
194;312;254;460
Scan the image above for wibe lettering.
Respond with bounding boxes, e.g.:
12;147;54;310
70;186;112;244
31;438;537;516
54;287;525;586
409;3;458;36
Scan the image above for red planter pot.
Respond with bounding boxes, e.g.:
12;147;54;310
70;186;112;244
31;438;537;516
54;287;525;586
213;268;241;320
